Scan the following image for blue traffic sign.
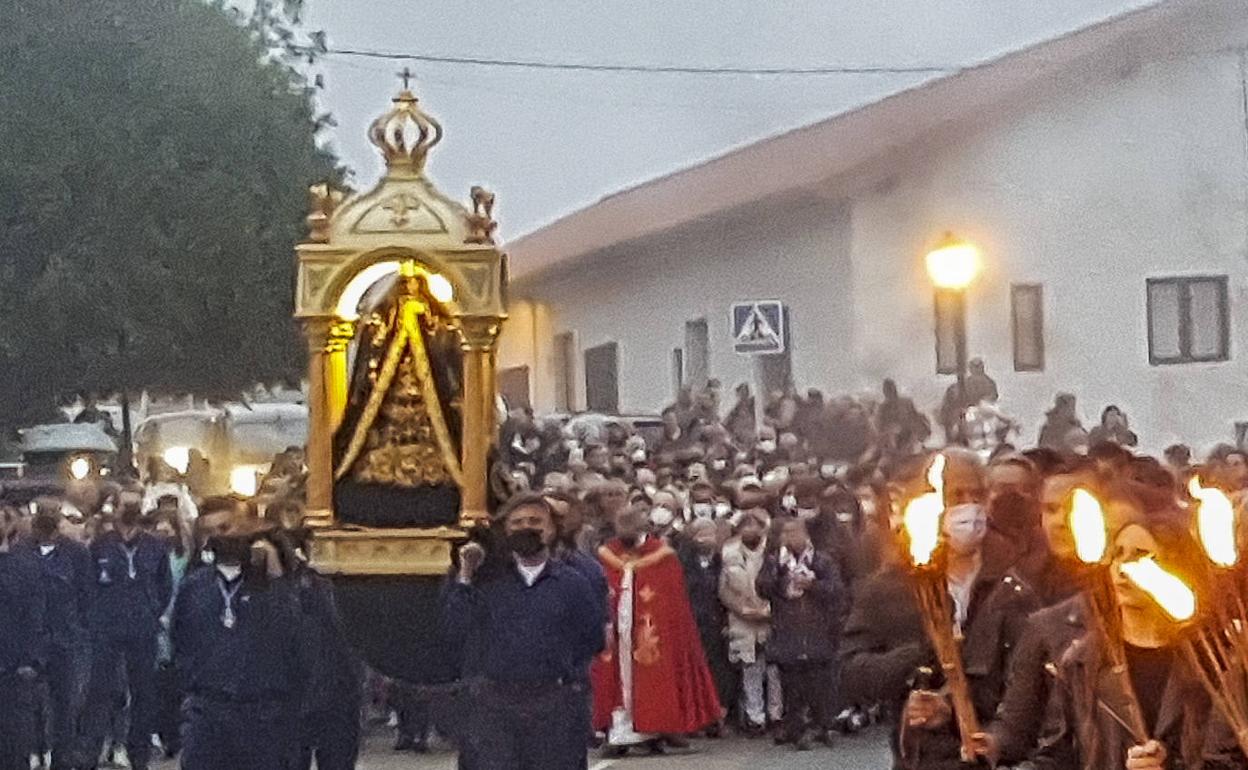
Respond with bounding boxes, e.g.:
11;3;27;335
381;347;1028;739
731;301;785;355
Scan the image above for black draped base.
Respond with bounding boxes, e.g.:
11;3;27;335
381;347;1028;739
334;480;460;528
330;576;457;685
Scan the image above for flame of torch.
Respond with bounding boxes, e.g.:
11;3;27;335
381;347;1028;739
1190;477;1238;569
903;454;946;566
1069;488;1108;565
1120;557;1197;622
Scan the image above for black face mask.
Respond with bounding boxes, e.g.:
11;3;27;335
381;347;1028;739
208;536;252;566
507;528;546;558
990;491;1039;533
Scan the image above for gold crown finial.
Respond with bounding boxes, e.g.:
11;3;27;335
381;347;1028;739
368;73;443;174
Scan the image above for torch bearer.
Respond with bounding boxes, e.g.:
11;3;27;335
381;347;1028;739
1066;488;1150;743
1180;478;1248;756
901;454;982;761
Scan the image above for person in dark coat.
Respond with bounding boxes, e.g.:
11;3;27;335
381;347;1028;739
1088;405;1140;449
840;451;1037;770
287;532;364;770
678;518;734;727
982;454;1052;589
83;497;171;770
875;379;931;461
172;518;309;770
1037;393;1084;452
756;517;843;750
964;465;1095;765
0;506;46;770
17;502;92;770
984;508;1243;770
443;493;604;770
546;492;610;757
724;383;757;447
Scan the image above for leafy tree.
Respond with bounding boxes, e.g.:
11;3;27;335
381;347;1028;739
0;0;339;426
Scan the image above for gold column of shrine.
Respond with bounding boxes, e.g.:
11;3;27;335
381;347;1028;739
294;87;507;575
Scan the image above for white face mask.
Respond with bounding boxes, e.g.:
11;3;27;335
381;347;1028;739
199;548;216;565
757;441;777;454
712;459;727;472
820;464;839;479
714;502;734;519
781;494;798;511
943;503;988;556
796;508;818;521
216;564;242;582
649;507;675;528
835;510;855;524
692;503;714;519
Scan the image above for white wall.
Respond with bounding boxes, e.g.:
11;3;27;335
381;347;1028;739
504;41;1248;452
848;46;1248;452
507;199;852;414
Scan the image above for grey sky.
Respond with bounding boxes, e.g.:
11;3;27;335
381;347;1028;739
303;0;1154;238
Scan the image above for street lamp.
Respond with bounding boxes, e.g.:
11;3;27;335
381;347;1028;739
925;232;982;398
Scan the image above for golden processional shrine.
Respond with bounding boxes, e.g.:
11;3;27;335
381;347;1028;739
293;84;506;681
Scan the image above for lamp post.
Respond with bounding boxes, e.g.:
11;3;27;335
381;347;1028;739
925;232;982;401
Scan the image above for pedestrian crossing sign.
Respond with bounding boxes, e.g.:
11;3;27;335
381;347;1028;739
731;301;785;355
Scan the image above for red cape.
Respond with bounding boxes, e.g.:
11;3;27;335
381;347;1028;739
591;537;722;734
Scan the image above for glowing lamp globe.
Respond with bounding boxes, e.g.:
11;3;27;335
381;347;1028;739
925;232;982;290
163;446;191;475
69;457;92;481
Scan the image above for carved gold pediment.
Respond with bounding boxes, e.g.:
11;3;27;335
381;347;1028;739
353;193;448;234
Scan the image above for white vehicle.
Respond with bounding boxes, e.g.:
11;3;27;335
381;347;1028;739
133;402;307;496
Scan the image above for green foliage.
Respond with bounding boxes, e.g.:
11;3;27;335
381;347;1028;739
0;0;339;424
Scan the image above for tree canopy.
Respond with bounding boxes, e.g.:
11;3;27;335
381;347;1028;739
0;0;339;425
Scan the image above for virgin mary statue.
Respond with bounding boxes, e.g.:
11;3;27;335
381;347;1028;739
332;265;463;527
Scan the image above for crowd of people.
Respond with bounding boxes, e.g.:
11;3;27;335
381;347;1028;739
461;372;1248;768
0;472;353;770
6;365;1248;769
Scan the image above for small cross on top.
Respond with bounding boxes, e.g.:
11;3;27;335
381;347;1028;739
398;66;415;91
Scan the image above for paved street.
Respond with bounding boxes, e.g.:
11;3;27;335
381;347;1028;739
146;727;890;769
227;729;889;770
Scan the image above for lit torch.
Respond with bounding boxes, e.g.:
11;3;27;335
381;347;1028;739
1192;477;1238;569
1181;478;1248;756
1066;488;1150;743
903;454;946;567
900;453;981;761
1069;488;1107;565
1120;557;1196;622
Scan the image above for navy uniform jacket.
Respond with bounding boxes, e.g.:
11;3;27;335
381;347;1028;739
89;531;172;641
293;567;363;713
560;547;609;627
443;558;604;685
0;549;47;673
17;537;93;648
171;568;309;704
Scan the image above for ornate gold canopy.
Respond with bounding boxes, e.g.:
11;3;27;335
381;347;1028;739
296;86;507;576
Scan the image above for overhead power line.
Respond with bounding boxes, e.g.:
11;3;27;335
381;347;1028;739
312;46;955;76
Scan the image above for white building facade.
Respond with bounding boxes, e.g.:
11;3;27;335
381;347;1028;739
499;0;1248;453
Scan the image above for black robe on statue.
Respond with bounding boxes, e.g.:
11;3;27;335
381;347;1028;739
332;285;463;528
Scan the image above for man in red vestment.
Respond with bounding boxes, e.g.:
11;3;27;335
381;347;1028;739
591;503;722;756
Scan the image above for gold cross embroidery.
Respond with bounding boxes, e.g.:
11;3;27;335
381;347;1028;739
632;614;662;666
